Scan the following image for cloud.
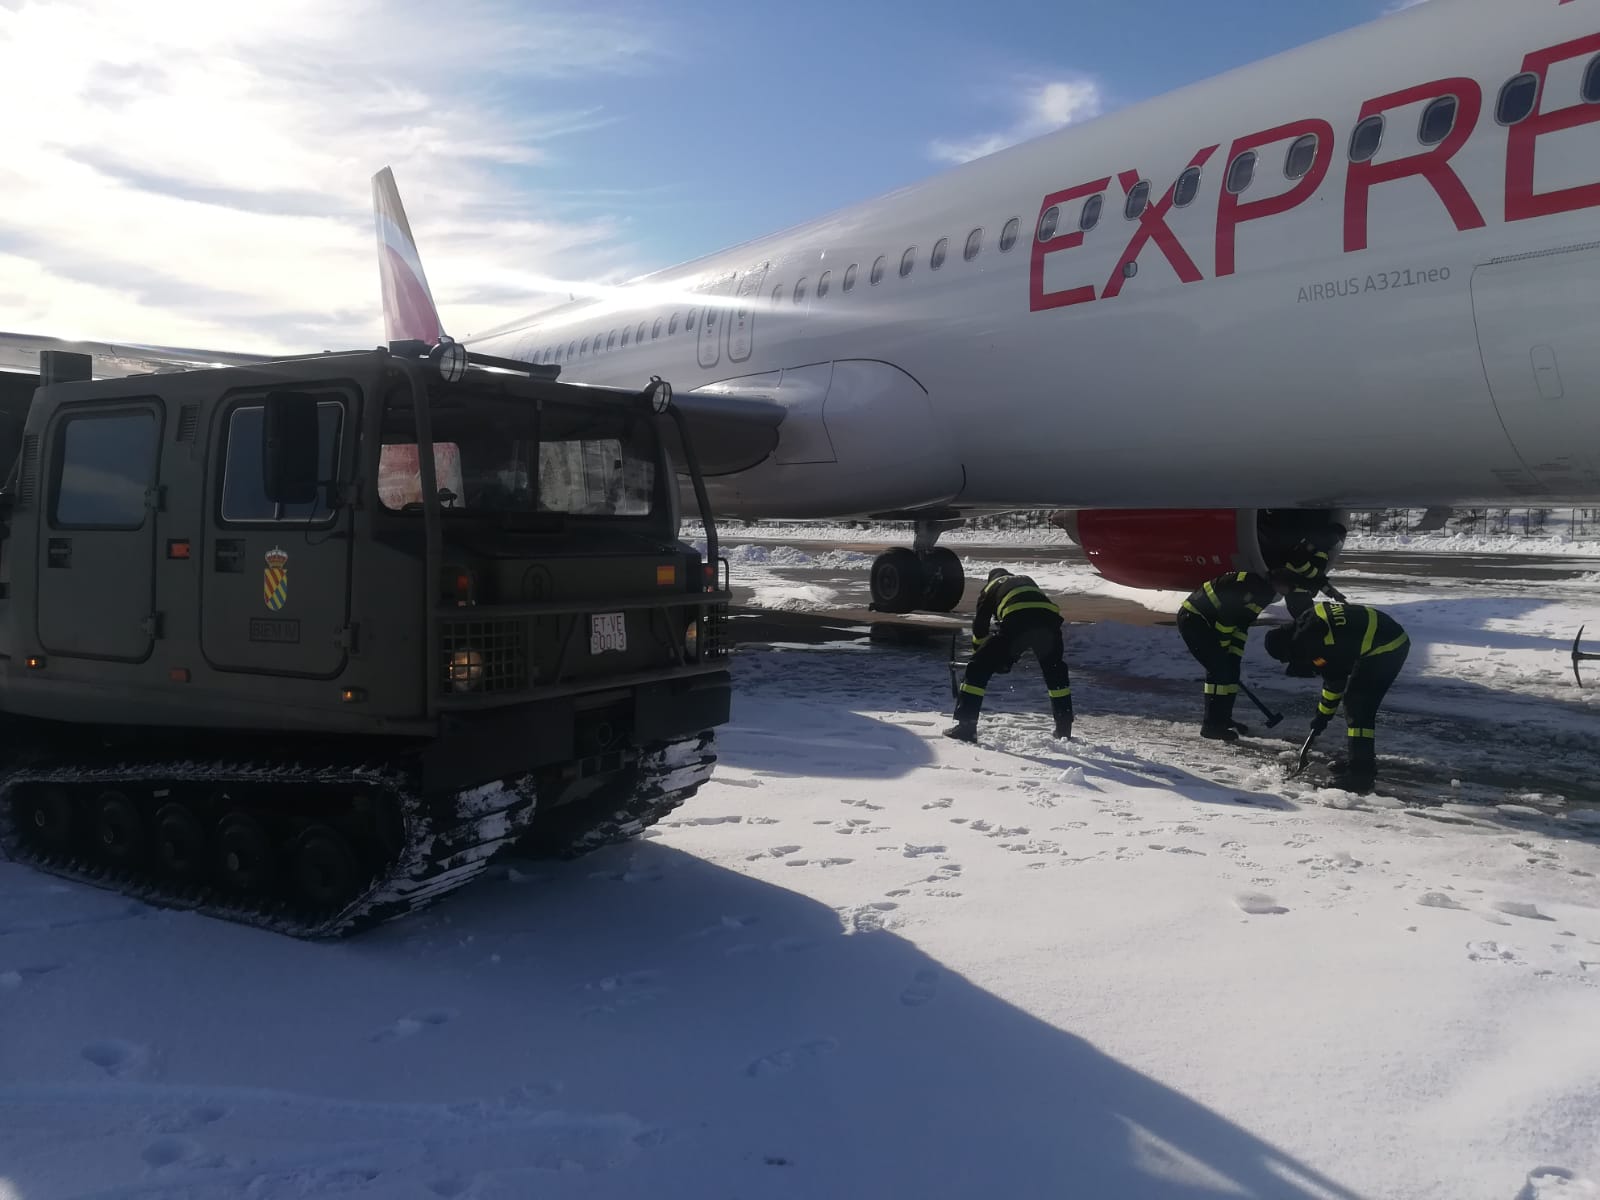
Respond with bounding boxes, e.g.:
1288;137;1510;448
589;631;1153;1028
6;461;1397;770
0;0;669;353
929;78;1105;165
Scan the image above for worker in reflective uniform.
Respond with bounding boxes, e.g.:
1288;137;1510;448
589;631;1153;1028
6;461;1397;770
1176;570;1279;741
1264;600;1410;794
946;568;1074;743
1272;525;1346;676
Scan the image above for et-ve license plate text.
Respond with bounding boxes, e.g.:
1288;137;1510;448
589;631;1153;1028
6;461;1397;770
590;612;626;654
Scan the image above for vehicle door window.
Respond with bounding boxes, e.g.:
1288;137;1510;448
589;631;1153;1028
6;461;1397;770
219;401;343;523
52;409;160;529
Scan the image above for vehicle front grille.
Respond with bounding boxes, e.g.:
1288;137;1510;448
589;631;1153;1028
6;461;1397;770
440;616;528;695
703;601;731;659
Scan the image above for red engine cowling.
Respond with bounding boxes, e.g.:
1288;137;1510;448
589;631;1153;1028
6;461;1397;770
1058;509;1267;591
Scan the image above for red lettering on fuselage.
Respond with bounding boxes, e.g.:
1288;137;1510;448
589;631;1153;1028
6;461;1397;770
1101;147;1218;299
1343;78;1486;252
1216;119;1334;277
1507;32;1600;221
1026;33;1600;314
1029;178;1112;311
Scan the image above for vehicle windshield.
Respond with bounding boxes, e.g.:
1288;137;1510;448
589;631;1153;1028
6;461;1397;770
378;395;658;519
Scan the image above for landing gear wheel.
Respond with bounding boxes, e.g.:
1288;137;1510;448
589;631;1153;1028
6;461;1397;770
292;824;361;910
18;786;74;852
154;803;206;878
91;791;146;866
216;812;274;894
919;547;965;612
870;548;925;614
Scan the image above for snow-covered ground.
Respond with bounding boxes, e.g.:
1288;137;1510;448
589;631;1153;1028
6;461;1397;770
3;548;1599;1199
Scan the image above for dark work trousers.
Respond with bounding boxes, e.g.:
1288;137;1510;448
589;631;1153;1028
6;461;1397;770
1177;611;1241;689
954;621;1073;723
1339;641;1410;751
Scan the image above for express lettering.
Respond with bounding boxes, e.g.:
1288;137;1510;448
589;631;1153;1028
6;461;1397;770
1028;32;1600;313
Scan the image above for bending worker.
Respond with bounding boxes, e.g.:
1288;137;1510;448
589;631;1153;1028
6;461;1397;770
1263;595;1410;794
1275;525;1347;676
1177;569;1279;741
946;568;1074;743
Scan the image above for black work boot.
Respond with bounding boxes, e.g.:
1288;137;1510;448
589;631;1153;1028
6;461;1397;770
1053;708;1074;740
1200;693;1238;741
943;718;978;743
1341;738;1376;794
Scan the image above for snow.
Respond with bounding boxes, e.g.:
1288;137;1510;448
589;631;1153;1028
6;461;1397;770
3;554;1599;1198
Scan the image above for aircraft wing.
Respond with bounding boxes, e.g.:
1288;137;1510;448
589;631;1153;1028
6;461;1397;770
656;387;785;477
0;330;269;379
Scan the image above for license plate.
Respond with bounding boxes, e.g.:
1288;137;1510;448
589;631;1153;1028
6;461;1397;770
590;612;627;654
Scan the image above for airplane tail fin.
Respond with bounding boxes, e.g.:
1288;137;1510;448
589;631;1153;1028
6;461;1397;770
372;166;444;345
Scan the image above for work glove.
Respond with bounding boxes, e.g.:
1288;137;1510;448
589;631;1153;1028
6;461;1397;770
1309;713;1331;737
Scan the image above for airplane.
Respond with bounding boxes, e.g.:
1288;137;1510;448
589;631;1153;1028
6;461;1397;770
6;0;1600;615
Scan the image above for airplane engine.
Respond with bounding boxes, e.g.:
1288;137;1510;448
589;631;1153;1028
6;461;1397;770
1056;509;1348;591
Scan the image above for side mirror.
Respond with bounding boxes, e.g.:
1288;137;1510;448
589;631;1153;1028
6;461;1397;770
262;391;320;506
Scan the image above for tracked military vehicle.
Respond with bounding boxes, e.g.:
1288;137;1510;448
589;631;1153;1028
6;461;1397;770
0;342;732;936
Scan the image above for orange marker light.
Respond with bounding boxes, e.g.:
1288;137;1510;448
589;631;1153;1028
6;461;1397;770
169;667;191;683
656;564;677;586
25;655;45;670
167;540;191;560
342;687;367;703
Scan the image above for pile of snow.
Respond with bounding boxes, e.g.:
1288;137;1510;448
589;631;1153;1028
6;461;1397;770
1344;531;1600;556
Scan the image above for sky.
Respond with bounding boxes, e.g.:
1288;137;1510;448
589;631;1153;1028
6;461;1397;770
0;0;1425;354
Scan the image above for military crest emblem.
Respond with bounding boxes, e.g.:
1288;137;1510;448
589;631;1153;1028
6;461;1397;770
263;547;289;611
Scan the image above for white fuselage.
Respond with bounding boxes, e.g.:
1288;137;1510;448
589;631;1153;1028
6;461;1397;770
466;0;1600;519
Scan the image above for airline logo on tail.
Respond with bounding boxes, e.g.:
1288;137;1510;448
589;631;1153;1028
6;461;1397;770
372;167;442;345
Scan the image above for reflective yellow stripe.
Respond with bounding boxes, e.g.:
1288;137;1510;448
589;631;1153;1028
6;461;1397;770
1347;728;1375;739
1215;621;1238;634
1315;602;1336;645
1226;646;1244;657
1290;562;1317;577
1321;689;1341;703
960;684;986;697
972;636;989;648
1204;684;1218;695
1359;608;1379;656
1182;600;1207;618
1245;603;1263;614
1368;632;1408;656
1215;684;1239;695
1318;703;1338;716
998;601;1059;619
1203;581;1221;608
1048;686;1072;699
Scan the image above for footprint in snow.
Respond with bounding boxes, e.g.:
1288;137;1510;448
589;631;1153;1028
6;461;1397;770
141;1137;207;1169
922;798;955;810
371;1009;455;1043
1418;892;1468;911
82;1039;152;1078
902;844;947;858
785;857;854;869
1516;1166;1598;1198
900;969;939;1008
1235;893;1289;916
1467;940;1527;966
745;1038;838;1078
747;845;803;861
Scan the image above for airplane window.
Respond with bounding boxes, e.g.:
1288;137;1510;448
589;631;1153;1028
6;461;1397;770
1037;206;1060;242
568;341;577;357
900;247;916;278
931;237;949;270
964;228;982;260
843;264;858;291
1496;73;1539;125
1284;135;1318;180
705;308;716;329
1418;95;1457;146
871;256;887;285
668;313;679;335
1585;55;1600;104
999;217;1020;252
1080;194;1103;229
1172;168;1200;208
621;326;631;346
1349;114;1384;162
818;270;831;298
580;337;589;355
637;322;647;342
685;309;698;331
795;278;808;304
652;317;663;339
1225;152;1257;195
603;331;613;350
1123;180;1151;219
771;285;784;305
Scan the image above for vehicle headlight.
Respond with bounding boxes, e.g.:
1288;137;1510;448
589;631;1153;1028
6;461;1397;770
683;619;699;660
448;647;485;691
